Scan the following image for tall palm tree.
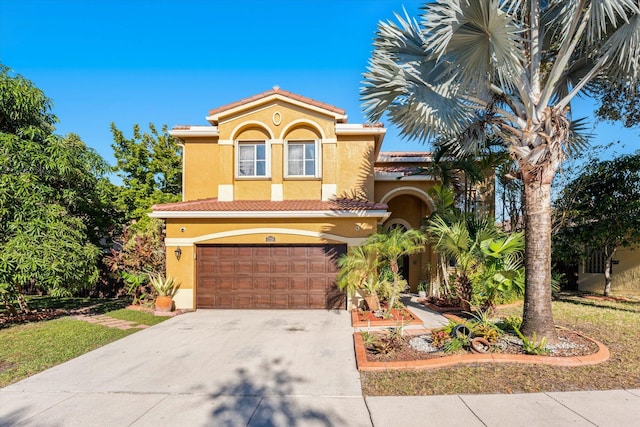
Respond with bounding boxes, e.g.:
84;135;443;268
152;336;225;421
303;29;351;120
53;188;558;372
361;0;640;341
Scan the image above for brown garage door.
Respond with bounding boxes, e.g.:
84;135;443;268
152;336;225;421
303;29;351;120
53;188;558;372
196;244;347;309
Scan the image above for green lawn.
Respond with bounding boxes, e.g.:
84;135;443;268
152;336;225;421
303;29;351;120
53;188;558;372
0;307;167;388
361;294;640;395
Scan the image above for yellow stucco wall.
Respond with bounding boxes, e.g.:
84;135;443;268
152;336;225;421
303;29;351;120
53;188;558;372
218;101;336;141
179;100;380;202
336;136;376;200
182;141;219;201
578;246;640;296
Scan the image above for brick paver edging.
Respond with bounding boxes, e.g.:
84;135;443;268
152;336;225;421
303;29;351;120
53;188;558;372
351;309;420;327
354;328;609;371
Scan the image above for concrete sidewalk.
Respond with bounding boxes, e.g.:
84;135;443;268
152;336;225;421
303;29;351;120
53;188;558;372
366;389;640;427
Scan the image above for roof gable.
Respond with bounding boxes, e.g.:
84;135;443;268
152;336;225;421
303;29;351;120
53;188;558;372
206;87;348;125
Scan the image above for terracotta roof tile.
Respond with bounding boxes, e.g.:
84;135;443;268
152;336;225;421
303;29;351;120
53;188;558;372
207;87;346;117
152;198;387;212
378;152;434;158
375;166;426;174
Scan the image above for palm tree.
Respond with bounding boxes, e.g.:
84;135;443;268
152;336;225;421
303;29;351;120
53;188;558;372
361;0;640;341
337;245;381;310
426;216;498;311
369;228;427;317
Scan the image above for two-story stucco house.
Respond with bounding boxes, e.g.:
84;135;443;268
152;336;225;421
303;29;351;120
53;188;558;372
150;88;491;310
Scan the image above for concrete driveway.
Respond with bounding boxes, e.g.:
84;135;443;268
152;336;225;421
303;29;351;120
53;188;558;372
0;310;371;426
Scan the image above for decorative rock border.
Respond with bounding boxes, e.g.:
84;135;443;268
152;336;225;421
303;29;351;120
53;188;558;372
353;329;610;371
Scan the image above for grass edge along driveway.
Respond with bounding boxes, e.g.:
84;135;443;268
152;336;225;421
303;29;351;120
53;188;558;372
0;309;166;388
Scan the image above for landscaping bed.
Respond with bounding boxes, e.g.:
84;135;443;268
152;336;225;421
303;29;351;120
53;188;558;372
361;296;640;395
355;327;605;369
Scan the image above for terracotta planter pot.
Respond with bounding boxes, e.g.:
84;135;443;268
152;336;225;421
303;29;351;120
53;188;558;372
364;295;380;311
155;295;174;312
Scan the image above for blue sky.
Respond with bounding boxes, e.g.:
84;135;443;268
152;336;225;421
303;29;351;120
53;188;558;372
1;0;637;172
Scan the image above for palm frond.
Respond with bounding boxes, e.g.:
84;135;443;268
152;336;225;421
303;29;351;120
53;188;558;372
422;0;525;91
586;0;639;44
599;13;640;82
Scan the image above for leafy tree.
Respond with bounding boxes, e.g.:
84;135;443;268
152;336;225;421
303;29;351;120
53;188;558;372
111;123;182;220
361;0;640;341
553;152;640;296
0;66;113;312
591;79;640;128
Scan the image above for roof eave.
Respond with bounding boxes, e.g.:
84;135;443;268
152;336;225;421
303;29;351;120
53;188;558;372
148;209;389;219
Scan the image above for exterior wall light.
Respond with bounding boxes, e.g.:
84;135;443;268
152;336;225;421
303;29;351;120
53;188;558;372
174;247;182;261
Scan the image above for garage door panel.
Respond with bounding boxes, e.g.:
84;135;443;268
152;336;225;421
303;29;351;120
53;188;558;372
196;244;346;309
235;277;253;290
309;261;327;274
253;294;272;308
271;277;289;291
289;277;307;291
271;262;289;274
290;260;308;274
217;261;236;275
253;260;271;274
289;294;309;308
234;294;252;307
271;295;289;308
308;277;327;291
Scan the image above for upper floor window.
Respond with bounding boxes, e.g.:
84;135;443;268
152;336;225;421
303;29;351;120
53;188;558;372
286;140;319;178
238;141;267;177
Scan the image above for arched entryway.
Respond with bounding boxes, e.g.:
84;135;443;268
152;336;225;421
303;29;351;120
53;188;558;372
379;189;435;291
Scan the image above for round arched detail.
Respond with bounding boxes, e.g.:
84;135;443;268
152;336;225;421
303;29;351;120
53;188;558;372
278;119;326;140
230;120;275;140
383;218;413;231
379;186;436;213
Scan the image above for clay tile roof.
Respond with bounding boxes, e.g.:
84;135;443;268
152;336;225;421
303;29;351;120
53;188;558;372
374;165;425;174
378;152;434;158
172;125;191;130
207;87;346;117
152;198;387;212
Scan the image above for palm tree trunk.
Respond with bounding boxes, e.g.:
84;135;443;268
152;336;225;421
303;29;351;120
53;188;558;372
521;180;557;343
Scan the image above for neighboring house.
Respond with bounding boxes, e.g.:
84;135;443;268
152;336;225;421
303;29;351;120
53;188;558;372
577;247;640;296
150;88;492;310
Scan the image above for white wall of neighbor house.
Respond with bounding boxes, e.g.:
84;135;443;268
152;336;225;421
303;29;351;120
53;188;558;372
578;246;640;296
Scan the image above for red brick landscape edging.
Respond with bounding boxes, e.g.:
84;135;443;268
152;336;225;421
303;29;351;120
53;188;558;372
351;309;419;327
353;329;610;371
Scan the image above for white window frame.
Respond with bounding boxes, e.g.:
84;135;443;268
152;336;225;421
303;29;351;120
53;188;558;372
284;139;321;178
235;140;271;179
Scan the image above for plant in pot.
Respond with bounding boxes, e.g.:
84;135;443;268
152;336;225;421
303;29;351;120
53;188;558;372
417;281;428;298
149;273;181;312
337;245;381;311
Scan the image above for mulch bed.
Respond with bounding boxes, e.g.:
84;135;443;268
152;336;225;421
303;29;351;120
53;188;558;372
0;309;68;327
